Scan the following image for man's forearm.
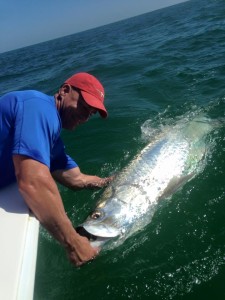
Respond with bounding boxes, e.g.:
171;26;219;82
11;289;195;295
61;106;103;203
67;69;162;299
17;176;99;265
15;164;76;247
52;167;114;190
13;155;99;267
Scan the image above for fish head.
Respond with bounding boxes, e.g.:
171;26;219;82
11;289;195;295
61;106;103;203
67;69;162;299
77;197;123;247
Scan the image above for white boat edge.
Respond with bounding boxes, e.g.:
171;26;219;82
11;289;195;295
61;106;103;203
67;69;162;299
0;183;39;300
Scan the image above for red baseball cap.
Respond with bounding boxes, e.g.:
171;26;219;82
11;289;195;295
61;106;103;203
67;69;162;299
65;72;108;118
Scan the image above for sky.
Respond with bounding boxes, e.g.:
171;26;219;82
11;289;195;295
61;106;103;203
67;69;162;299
0;0;187;54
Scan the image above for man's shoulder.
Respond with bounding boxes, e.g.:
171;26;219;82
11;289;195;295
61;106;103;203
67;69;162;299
9;90;51;101
1;90;51;101
3;90;55;109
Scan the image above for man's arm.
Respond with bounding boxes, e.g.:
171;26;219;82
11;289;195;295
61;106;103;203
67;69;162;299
13;154;99;266
52;167;114;190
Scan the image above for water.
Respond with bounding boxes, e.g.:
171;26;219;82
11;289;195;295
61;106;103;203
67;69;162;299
1;0;225;299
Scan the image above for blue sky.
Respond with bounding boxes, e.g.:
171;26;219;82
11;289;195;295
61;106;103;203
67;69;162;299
1;0;187;53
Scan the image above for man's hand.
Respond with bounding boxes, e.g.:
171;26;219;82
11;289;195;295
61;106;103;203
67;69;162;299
52;167;115;189
66;232;100;267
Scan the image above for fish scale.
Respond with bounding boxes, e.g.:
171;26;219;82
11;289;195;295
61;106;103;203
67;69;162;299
77;116;218;248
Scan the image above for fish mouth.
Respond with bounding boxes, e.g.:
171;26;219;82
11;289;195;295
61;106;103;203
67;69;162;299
84;223;120;238
76;226;98;241
76;226;116;248
76;223;120;240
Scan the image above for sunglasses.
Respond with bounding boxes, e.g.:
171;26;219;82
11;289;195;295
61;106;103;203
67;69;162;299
71;86;97;116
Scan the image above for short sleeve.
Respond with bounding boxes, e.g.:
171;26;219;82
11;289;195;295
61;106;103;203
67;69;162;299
50;137;78;172
12;96;60;168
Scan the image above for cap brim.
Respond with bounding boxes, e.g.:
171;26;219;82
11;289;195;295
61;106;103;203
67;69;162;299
81;90;108;118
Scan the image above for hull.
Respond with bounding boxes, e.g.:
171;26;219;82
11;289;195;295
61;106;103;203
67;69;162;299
0;183;39;300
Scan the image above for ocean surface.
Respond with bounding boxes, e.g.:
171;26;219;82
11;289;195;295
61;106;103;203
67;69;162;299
1;0;225;299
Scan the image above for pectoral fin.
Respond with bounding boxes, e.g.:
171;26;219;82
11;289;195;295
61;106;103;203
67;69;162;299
160;173;195;199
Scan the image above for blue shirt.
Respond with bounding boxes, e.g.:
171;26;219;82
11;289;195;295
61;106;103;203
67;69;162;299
0;90;77;188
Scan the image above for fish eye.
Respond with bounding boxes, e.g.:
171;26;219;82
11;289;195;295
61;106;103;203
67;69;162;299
91;211;101;219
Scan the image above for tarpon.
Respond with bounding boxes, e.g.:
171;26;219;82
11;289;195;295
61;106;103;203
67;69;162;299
77;115;218;249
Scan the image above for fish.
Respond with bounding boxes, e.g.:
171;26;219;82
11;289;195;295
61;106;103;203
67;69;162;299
77;115;218;249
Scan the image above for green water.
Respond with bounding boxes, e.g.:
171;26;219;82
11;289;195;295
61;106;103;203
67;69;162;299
1;0;225;298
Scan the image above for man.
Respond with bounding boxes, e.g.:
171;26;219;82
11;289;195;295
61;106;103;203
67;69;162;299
0;72;113;266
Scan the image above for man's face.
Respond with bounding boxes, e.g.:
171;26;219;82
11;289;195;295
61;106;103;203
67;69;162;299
60;86;97;130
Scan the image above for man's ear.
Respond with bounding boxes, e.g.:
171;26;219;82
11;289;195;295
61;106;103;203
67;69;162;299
59;84;71;96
